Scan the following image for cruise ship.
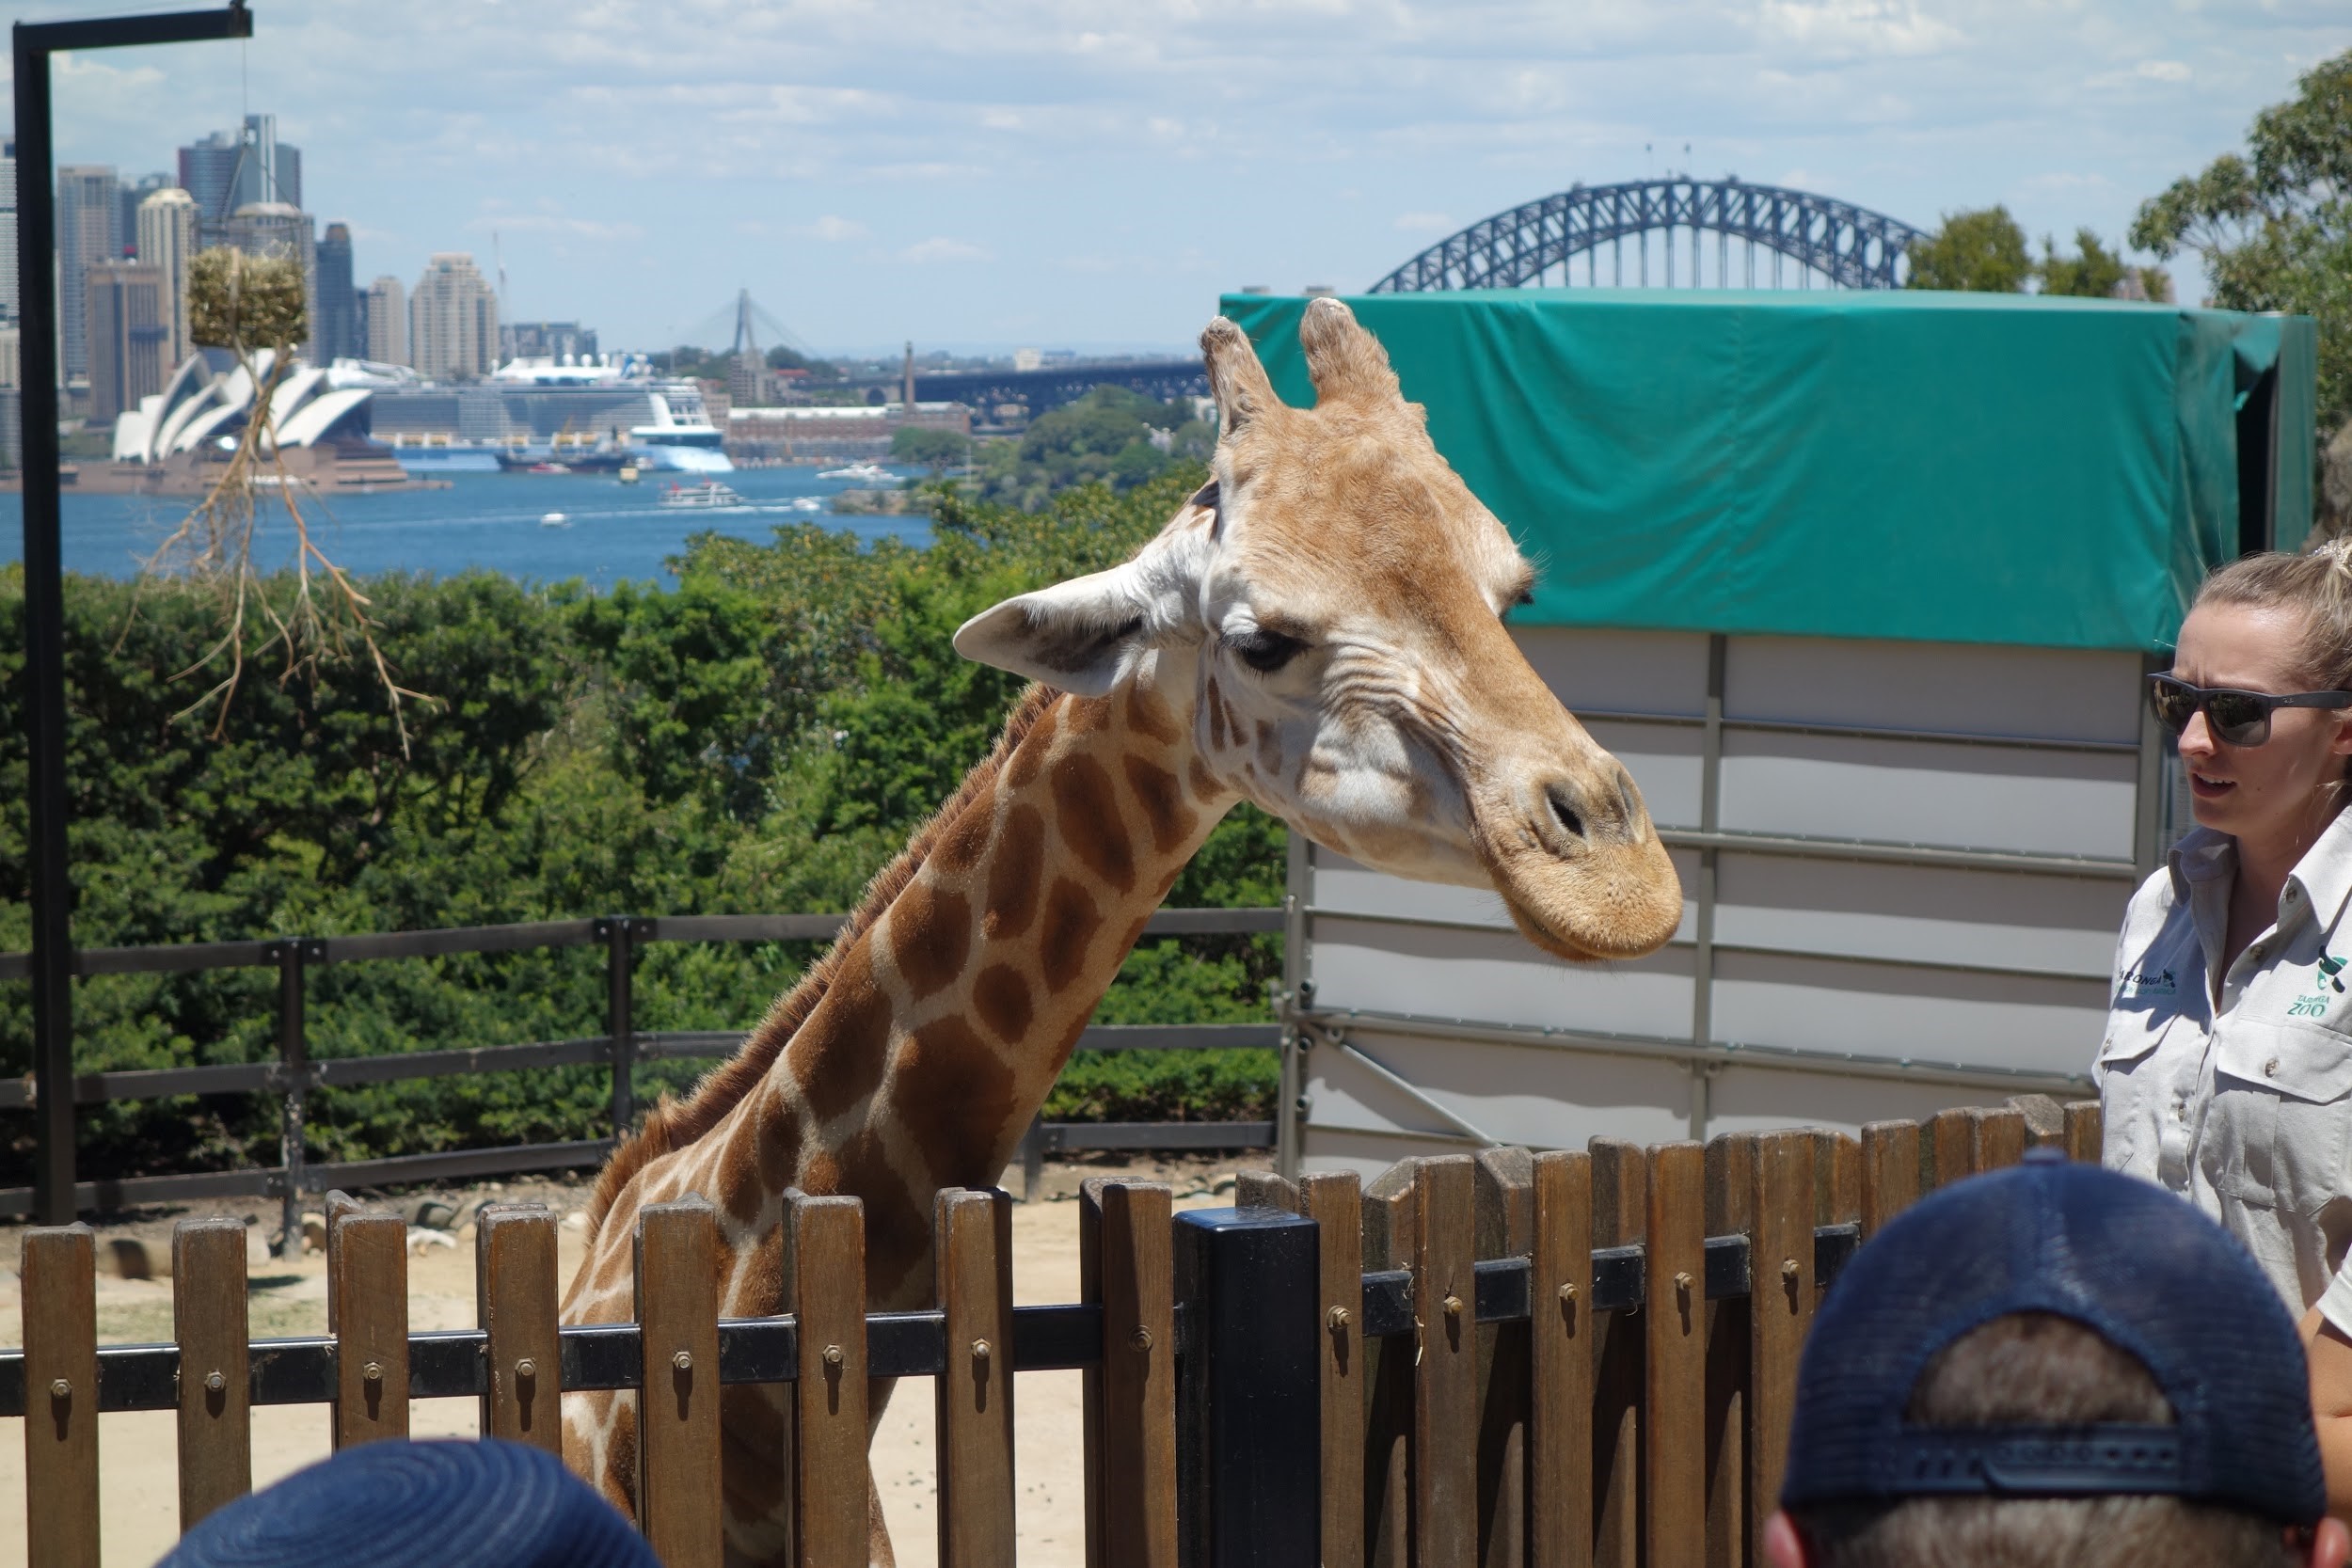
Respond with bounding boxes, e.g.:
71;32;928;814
356;354;734;474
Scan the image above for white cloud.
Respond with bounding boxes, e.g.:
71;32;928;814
1394;212;1457;233
899;237;992;264
469;214;644;242
2137;59;2193;82
800;215;869;242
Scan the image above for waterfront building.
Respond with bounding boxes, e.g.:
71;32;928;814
365;276;407;366
0;142;18;323
136;187;199;366
114;345;373;465
222;202;318;356
316;222;359;363
180;114;300;243
86;261;168;423
56;165;120;383
408;254;497;381
725;400;971;465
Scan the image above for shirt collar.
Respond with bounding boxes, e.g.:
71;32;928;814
2170;810;2352;939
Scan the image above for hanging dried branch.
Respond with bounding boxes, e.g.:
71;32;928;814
133;246;432;751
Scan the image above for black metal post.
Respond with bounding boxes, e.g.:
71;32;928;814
13;3;253;1226
601;917;635;1137
269;938;310;1259
1173;1205;1320;1568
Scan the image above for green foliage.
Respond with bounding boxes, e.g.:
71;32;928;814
2036;229;2167;301
975;388;1215;511
2131;47;2352;431
1907;207;2034;293
764;343;841;381
891;426;974;474
0;464;1283;1185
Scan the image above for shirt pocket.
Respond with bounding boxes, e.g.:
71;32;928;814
2208;1022;2352;1212
2096;1017;2176;1178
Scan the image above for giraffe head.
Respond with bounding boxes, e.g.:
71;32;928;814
955;298;1680;961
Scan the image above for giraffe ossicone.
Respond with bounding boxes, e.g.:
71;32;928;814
559;297;1683;1563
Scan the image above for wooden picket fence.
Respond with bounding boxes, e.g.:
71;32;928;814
3;1097;2099;1568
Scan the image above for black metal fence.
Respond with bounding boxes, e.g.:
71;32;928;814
0;907;1285;1229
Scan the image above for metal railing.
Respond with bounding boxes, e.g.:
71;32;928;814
0;907;1286;1229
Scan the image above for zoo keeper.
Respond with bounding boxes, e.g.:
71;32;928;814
2101;539;2352;1516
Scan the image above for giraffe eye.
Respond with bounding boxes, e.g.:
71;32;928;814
1228;627;1309;674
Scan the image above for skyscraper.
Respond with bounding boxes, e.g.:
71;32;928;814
0;142;18;323
85;261;167;422
178;115;301;243
56;166;120;383
364;276;406;366
316;222;358;363
119;172;171;256
136;187;199;367
408;254;497;381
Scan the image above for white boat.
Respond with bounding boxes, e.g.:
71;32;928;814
818;462;891;483
540;512;570;528
658;481;748;509
788;496;823;513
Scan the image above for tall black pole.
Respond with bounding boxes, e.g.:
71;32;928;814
13;5;253;1224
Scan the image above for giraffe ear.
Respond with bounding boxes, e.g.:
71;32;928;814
954;537;1204;696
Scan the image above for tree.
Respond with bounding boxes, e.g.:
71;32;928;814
2132;47;2352;433
890;425;973;474
1907;207;2033;293
2035;229;2169;301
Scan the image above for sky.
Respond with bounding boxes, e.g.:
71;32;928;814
10;0;2347;358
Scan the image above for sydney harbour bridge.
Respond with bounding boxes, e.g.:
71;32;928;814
882;178;1927;413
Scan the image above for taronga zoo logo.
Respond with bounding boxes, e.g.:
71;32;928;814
2121;965;2178;998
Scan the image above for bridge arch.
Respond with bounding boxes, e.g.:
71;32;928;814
1368;178;1927;293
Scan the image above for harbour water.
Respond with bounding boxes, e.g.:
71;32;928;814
0;465;934;587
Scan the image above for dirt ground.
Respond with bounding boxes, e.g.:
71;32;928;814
0;1150;1266;1568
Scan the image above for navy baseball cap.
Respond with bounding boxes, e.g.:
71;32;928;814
159;1438;658;1568
1781;1148;2325;1526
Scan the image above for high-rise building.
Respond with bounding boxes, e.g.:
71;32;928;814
316;222;358;362
136;187;199;367
408;253;497;381
119;173;172;257
86;261;167;422
222;202;317;356
0;142;18;323
364;275;406;366
178;115;301;242
56;165;120;383
502;321;597;362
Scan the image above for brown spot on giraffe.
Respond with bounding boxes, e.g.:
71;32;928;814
1052;752;1135;894
739;1222;786;1315
1255;719;1283;776
1065;693;1116;735
931;798;994;876
604;1398;639;1514
1122;754;1196;856
891;1016;1018;1187
1040;876;1102;994
1205;677;1228;750
752;1088;803;1198
787;938;892;1124
1125;681;1181;745
839;1129;930;1300
1004;704;1059;789
972;963;1033;1045
983;804;1042;940
887;880;972;1001
714;1126;765;1229
720;1383;791;1522
1189;757;1222;799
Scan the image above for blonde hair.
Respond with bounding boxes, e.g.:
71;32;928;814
2194;539;2352;693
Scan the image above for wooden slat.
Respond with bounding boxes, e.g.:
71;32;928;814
1302;1170;1367;1568
1927;1108;1975;1190
1588;1138;1646;1568
172;1217;252;1528
1645;1141;1706;1567
792;1196;868;1568
1701;1134;1756;1568
2005;1093;2068;1149
1234;1170;1303;1212
637;1196;723;1568
1085;1180;1176;1568
1362;1158;1420;1568
23;1226;100;1568
1971;1106;2026;1171
1475;1147;1534;1568
1414;1155;1478;1568
1812;1131;1860;1227
1748;1131;1817;1567
477;1204;562;1452
2064;1101;2104;1164
936;1189;1016;1568
327;1210;409;1448
1858;1121;1921;1242
1530;1151;1593;1568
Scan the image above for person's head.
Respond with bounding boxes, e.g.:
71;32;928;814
1767;1149;2348;1568
2164;543;2352;854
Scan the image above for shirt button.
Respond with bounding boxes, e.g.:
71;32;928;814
2265;1058;2281;1078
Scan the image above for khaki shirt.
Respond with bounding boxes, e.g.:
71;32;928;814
2100;808;2352;1333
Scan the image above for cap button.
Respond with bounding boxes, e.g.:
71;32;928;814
2265;1057;2281;1078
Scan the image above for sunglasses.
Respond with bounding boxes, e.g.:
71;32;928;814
2148;673;2352;747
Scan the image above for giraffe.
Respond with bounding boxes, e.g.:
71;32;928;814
558;298;1685;1564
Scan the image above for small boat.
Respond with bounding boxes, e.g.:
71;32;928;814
540;512;570;528
788;496;823;513
818;462;891;483
618;464;641;484
658;480;748;509
527;462;571;475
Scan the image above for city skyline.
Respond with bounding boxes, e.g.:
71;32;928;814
4;1;2345;356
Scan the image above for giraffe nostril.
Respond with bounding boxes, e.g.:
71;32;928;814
1549;788;1584;840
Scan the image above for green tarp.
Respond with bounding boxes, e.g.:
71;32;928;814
1221;290;2319;653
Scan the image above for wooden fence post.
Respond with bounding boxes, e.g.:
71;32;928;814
1414;1155;1478;1568
1362;1158;1420;1568
173;1217;253;1529
1530;1150;1593;1568
326;1203;409;1449
1588;1138;1646;1568
792;1195;868;1568
1701;1134;1756;1568
1968;1107;2026;1172
936;1188;1016;1568
1748;1130;1816;1564
1645;1141;1706;1567
477;1204;562;1452
637;1196;723;1568
1475;1147;1534;1568
2065;1101;2104;1164
1858;1122;1920;1242
23;1226;99;1568
1927;1108;1974;1191
1081;1180;1177;1568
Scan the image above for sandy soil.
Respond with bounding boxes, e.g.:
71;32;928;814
0;1153;1260;1568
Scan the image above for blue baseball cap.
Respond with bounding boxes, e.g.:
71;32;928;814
1781;1148;2325;1526
159;1438;659;1568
